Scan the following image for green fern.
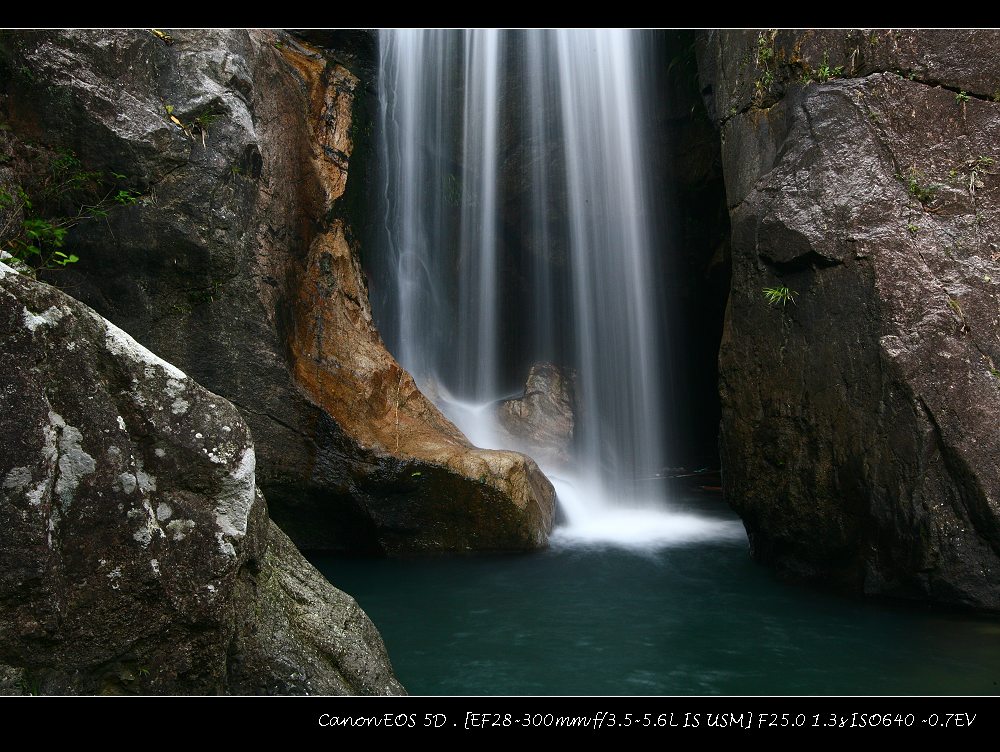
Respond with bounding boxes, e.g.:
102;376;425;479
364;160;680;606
763;285;798;307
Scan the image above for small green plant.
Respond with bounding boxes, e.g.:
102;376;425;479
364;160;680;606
763;285;798;307
192;113;220;130
815;52;844;83
0;148;139;276
907;223;919;234
991;368;1000;380
113;188;140;206
163;104;222;147
800;52;844;85
189;112;220;147
753;30;778;101
756;33;775;65
901;168;938;205
956;90;971;104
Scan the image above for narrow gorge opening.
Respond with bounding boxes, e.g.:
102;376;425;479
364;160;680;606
356;30;733;544
327;31;999;694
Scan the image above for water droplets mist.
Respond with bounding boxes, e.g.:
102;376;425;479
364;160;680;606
374;29;742;548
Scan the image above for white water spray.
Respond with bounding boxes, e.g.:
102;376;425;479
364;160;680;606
376;29;742;548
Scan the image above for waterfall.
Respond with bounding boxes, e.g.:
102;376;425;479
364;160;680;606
374;29;735;547
457;30;502;397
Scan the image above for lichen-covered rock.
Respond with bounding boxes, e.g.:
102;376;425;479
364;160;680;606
496;363;576;468
0;262;403;694
0;28;554;554
699;29;1000;610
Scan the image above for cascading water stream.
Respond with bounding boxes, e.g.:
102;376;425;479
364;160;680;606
374;29;742;547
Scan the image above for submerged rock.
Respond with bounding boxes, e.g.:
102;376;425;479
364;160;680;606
700;29;1000;611
0;29;554;554
0;263;403;694
497;363;576;468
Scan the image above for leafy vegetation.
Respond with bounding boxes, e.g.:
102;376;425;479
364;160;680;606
900;168;938;206
815;53;844;83
800;52;844;85
956;90;971;104
763;285;798;307
0;148;140;276
163;103;222;146
753;30;778;102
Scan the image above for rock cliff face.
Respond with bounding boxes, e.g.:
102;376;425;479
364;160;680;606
0;28;553;554
700;30;1000;610
0;262;403;694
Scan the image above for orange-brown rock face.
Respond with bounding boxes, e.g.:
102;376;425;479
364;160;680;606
0;29;553;554
285;43;555;551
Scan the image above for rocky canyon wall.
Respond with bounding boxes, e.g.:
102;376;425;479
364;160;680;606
0;29;553;555
700;29;1000;610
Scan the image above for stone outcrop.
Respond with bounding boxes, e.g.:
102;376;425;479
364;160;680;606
0;262;403;694
496;363;576;468
699;29;1000;610
0;28;554;554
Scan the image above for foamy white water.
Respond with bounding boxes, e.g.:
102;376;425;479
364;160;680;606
432;390;742;548
547;475;746;549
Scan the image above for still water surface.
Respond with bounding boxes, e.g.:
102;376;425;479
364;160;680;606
312;500;1000;696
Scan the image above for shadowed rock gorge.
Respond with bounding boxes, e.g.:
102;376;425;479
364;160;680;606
0;25;998;699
